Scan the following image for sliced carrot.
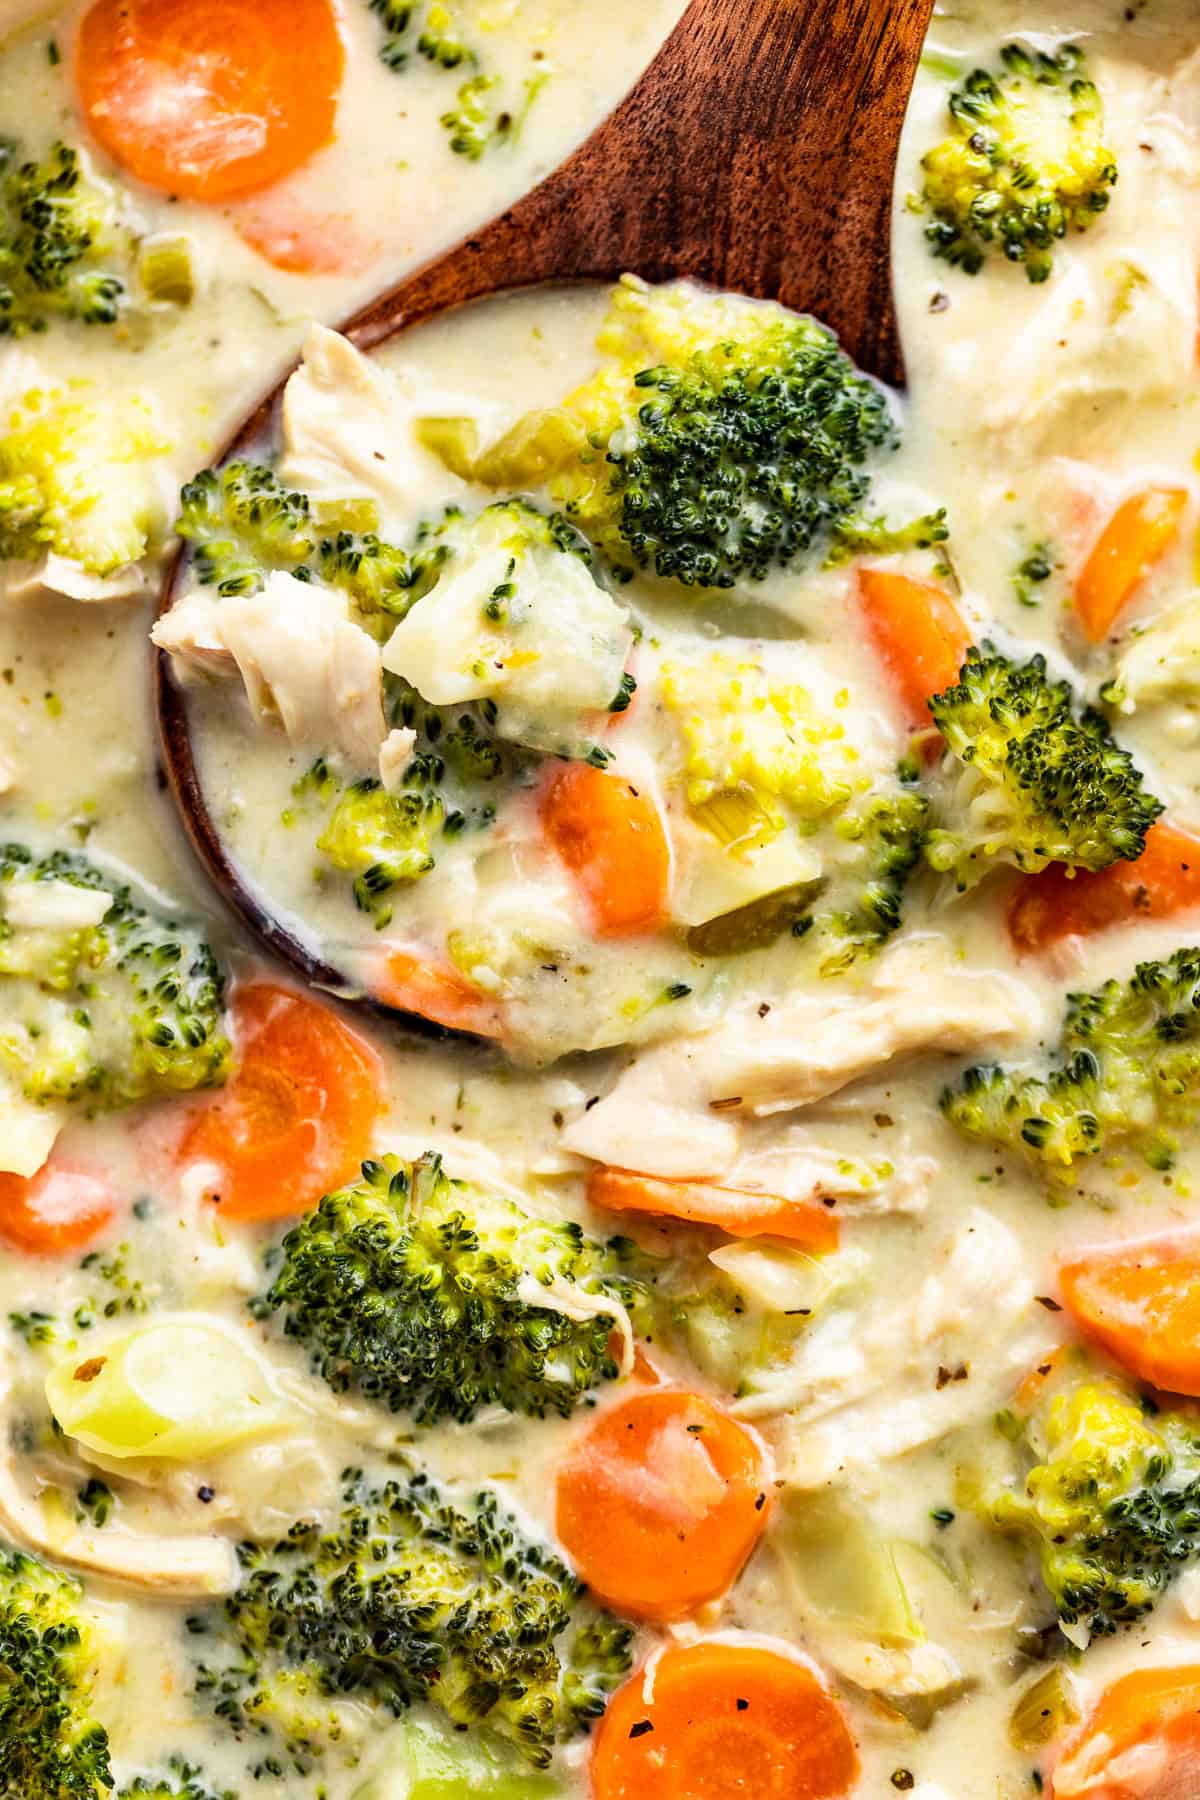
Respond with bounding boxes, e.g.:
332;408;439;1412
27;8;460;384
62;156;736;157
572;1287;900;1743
1074;487;1189;644
0;1162;117;1256
1052;1666;1200;1799
378;950;505;1040
1060;1231;1200;1397
556;1388;769;1620
179;982;382;1222
1013;1345;1069;1416
591;1640;860;1800
1008;820;1200;953
857;569;971;731
587;1165;840;1253
76;0;345;203
234;202;378;275
540;762;670;938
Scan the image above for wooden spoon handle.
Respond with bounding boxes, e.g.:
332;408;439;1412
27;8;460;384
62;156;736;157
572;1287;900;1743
347;0;934;382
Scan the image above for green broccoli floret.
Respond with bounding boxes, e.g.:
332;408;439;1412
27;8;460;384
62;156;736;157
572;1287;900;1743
985;1375;1200;1642
470;278;916;590
190;1465;633;1769
0;1545;113;1799
118;1763;233;1800
0;138;126;336
175;463;315;596
315;778;446;923
258;1151;644;1422
0;844;232;1111
919;43;1117;283
369;0;471;69
313;528;418;625
0;384;168;575
819;782;931;970
925;644;1161;889
942;947;1200;1175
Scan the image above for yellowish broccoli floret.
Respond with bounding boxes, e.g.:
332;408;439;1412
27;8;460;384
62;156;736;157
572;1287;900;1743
0;382;168;574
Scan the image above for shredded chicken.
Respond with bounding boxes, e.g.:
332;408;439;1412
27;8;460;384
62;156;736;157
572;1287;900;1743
379;725;417;791
0;1368;238;1596
0;1083;63;1179
279;324;419;516
1;553;150;605
154;572;386;768
3;878;112;931
825;1638;964;1700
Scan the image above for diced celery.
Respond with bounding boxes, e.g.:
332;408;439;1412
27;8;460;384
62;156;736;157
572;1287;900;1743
45;1317;293;1460
136;234;195;305
355;1715;564;1799
1008;1666;1079;1751
776;1490;924;1646
414;416;480;481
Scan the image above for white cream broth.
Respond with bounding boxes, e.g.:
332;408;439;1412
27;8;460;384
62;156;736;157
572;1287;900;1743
9;0;1200;1798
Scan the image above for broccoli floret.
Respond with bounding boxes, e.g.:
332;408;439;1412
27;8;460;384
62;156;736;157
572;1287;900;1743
190;1465;633;1769
470;278;913;590
819;782;930;970
313;528;417;624
258;1152;644;1422
175;462;315;597
0;844;232;1111
315;778;446;923
0;384;168;575
924;644;1161;889
942;947;1200;1174
118;1763;233;1800
369;0;470;69
986;1375;1200;1642
0;138;127;336
0;1545;113;1799
919;43;1117;283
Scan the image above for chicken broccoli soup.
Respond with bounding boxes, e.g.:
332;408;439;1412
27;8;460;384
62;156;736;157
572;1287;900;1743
11;0;1200;1797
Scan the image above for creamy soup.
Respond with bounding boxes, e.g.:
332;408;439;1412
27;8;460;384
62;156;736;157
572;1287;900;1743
7;2;1200;1799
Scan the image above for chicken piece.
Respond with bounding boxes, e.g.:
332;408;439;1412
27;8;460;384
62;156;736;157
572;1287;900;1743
743;1211;1037;1485
154;571;386;768
0;1079;64;1177
379;725;417;791
3;879;112;932
2;553;149;604
0;1368;237;1595
279;324;418;517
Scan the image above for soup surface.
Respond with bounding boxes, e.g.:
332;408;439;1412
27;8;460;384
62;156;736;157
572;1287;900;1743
7;1;1200;1798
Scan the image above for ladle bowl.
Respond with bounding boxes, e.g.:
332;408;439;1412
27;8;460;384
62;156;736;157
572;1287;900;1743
156;0;936;1032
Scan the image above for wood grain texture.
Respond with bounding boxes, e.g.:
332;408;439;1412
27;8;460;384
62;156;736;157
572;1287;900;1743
156;0;935;1032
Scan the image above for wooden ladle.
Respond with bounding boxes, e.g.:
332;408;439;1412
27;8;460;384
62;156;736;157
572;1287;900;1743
156;0;936;1026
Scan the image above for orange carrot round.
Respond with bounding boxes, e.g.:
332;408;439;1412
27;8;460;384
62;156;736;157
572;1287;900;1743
179;982;382;1222
587;1166;840;1253
1074;488;1189;644
378;950;505;1040
1060;1231;1200;1397
857;569;971;731
591;1640;860;1800
556;1388;770;1619
540;762;670;937
0;1162;117;1257
1008;820;1200;953
1053;1665;1200;1798
76;0;345;202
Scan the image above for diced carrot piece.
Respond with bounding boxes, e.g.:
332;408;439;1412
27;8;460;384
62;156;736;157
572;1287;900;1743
540;762;670;937
0;1162;117;1256
76;0;345;202
1013;1345;1069;1416
1060;1231;1200;1397
1008;820;1200;953
179;982;382;1222
378;950;505;1040
1074;487;1189;644
234;202;378;275
591;1641;860;1800
1052;1666;1200;1798
556;1388;770;1620
857;569;971;730
587;1165;840;1253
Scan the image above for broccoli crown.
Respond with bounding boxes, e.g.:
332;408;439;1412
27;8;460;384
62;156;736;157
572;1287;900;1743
925;643;1161;888
819;781;931;970
471;280;905;590
988;1376;1200;1641
175;463;315;597
0;844;232;1111
0;138;126;336
313;528;418;625
942;946;1200;1174
369;0;471;70
0;384;168;575
191;1465;633;1769
118;1763;233;1800
315;778;446;923
0;1545;113;1800
259;1152;643;1423
919;43;1117;282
